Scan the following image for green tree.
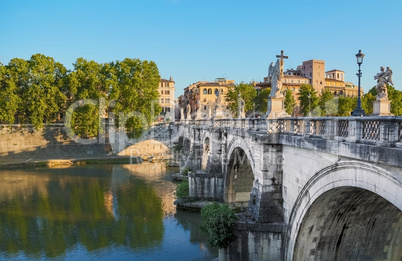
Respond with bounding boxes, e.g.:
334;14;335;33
297;84;319;116
253;88;271;115
6;57;31;123
200;202;238;249
225;82;256;117
110;58;161;138
7;54;67;128
362;92;376;115
337;96;356;116
284;89;296;115
0;64;21;123
318;89;335;116
388;85;402;116
66;58;111;138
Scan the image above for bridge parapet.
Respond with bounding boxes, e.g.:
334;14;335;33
186;116;402;147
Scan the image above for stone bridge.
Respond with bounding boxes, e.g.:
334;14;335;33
135;117;402;261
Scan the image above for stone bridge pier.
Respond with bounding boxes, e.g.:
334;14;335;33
174;117;402;261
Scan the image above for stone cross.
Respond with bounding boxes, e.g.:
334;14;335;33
276;50;288;77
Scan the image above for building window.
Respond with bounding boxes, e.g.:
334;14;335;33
204;105;207;110
203;89;207;94
165;90;170;95
166;98;170;103
208;89;212;94
160;98;164;103
161;90;163;95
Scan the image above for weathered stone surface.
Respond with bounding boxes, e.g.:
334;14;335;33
161;118;402;261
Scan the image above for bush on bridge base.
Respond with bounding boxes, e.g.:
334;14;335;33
200;202;238;249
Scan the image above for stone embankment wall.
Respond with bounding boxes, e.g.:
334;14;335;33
0;125;111;159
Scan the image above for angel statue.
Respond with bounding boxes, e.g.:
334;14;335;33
374;66;394;100
268;59;283;98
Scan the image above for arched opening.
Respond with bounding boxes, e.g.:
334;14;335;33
182;138;191;154
118;140;170;160
201;137;210;171
225;147;254;209
294;187;402;260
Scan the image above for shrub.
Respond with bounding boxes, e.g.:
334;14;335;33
175;180;189;198
200;202;238;249
172;144;182;153
182;167;191;176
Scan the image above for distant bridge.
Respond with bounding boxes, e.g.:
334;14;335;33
114;117;402;260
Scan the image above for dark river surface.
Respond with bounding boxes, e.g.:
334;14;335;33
0;163;218;260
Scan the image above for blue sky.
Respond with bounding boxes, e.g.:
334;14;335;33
1;0;401;99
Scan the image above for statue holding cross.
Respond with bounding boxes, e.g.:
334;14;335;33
268;50;288;98
266;50;290;119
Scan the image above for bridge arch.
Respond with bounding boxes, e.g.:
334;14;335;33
285;161;402;261
225;137;256;208
118;139;170;159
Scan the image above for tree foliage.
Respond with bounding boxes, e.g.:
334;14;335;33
254;88;271;115
284;89;296;115
318;89;335;116
111;59;161;138
337;96;357;116
297;84;319;116
5;54;67;128
362;92;376;115
0;54;161;138
200;202;238;249
225;82;256;117
0;64;21;123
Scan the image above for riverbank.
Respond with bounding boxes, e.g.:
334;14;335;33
0;155;144;169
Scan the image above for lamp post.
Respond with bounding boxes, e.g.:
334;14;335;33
351;50;366;116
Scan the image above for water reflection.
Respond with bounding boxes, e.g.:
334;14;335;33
0;164;217;260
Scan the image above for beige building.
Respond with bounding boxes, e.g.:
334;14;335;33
257;59;362;100
325;69;361;97
158;77;175;122
180;78;234;119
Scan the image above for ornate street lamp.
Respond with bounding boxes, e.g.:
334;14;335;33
351;50;366;116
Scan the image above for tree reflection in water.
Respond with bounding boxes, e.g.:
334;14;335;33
0;165;164;259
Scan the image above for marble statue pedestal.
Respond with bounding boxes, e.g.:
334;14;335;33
372;100;393;116
195;110;203;120
266;97;289;119
213;106;226;119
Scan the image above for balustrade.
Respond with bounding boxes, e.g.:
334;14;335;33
185;116;401;146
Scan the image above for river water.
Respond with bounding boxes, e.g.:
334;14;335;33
0;163;218;260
